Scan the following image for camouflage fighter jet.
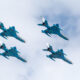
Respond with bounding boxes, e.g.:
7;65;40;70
38;17;68;40
0;47;27;62
43;44;72;64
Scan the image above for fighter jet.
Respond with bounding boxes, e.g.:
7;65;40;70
43;44;72;64
0;47;27;62
0;22;25;43
38;17;68;40
0;26;25;43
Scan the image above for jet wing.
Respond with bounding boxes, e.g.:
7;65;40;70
45;33;51;37
0;51;9;59
50;57;55;61
0;31;8;39
46;55;55;61
41;30;51;37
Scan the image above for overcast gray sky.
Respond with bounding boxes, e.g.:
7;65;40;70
0;0;80;80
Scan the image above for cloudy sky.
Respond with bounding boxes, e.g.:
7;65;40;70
0;0;80;80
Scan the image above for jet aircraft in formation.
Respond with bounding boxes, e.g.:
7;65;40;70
38;17;68;40
43;44;72;64
0;19;72;64
0;22;25;43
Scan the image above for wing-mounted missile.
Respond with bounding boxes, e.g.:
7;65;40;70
0;22;6;31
